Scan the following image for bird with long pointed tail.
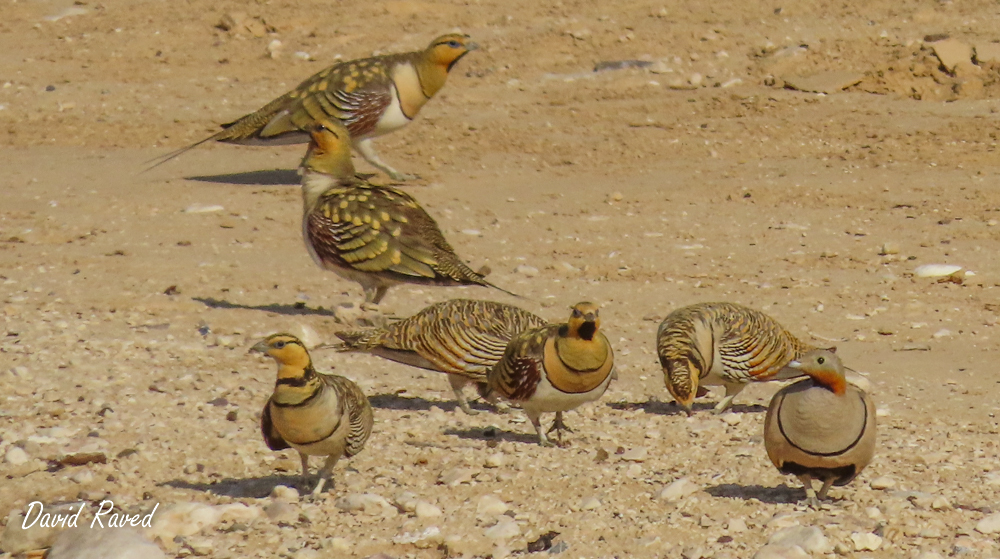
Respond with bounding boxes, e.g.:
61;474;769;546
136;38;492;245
484;302;614;446
764;349;876;507
299;120;515;307
657;302;815;415
251;333;373;498
148;34;478;180
335;299;547;415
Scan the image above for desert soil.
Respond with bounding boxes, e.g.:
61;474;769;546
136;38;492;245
3;0;1000;558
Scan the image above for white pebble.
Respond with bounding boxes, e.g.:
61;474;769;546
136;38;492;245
580;496;601;511
727;518;747;533
656;478;700;501
869;476;895;490
976;512;1000;534
621;447;647;462
851;532;882;551
183;204;224;214
514;264;539;277
476;495;509;519
69;469;94;484
484;517;519;540
414;502;442;519
720;413;741;426
4;446;28;465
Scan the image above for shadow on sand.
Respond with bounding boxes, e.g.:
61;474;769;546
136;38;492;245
163;475;301;499
186;169;299;186
193;297;336;317
705;483;809;505
606;400;766;416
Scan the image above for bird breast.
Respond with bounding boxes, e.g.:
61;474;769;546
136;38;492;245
776;381;869;456
545;335;613;394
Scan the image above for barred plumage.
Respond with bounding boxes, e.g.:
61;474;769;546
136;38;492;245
299;120;516;306
656;302;816;415
764;349;876;507
486;302;614;447
147;34;477;180
336;299;546;414
252;333;374;498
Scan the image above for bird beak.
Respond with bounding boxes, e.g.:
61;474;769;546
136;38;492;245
249;341;269;354
584;312;597;322
466;42;480;51
787;360;802;369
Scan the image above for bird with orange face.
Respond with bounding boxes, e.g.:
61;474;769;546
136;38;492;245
484;302;614;447
149;33;478;180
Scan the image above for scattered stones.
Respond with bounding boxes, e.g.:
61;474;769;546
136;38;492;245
334;493;395;516
438;467;474;487
930;39;973;73
851;532;882;551
270;485;300;502
975;512;1000;534
620;446;647;462
782;71;864;94
727;518;748;533
720;413;741;426
754;545;809;559
656;478;700;501
975;43;1000;64
484;517;520;540
414;502;442;519
1;507;65;553
47;528;166;559
264;500;299;524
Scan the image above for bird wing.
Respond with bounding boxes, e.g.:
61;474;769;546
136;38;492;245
716;305;804;382
487;325;556;401
307;185;490;286
260;399;290;451
323;375;374;457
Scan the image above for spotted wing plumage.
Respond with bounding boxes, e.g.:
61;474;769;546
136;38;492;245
488;325;559;402
322;374;374;457
307;182;492;287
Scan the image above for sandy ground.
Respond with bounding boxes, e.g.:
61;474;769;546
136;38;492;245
3;0;1000;557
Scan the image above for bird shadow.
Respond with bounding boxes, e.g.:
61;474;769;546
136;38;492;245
444;426;540;446
186;169;299;186
705;483;804;504
162;475;300;499
606;400;766;416
192;297;336;317
367;393;497;415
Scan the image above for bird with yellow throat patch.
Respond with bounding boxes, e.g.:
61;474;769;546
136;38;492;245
251;333;373;498
484;302;614;447
299;119;515;307
656;302;815;415
148;34;478;180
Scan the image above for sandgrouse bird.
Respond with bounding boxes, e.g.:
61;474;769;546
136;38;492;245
335;299;547;415
251;333;374;497
152;34;477;180
764;349;876;507
299;119;513;306
484;302;614;447
657;302;815;415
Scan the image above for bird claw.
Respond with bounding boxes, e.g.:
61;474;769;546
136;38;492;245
388;171;420;182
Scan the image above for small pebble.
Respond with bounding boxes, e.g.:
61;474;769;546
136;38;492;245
4;446;28;465
870;476;895;490
851;532;882;551
415;501;442;519
514;264;539;277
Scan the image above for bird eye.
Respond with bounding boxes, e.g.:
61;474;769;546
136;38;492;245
572;309;583;318
448;40;461;48
274;341;286;349
817;357;825;365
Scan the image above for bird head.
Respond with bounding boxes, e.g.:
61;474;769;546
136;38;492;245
301;120;355;179
566;302;600;341
250;333;312;370
662;359;697;416
425;33;478;71
787;349;847;395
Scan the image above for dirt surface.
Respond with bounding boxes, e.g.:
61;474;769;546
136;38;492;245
3;0;1000;558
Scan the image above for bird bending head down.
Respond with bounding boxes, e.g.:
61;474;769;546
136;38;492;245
302;120;355;179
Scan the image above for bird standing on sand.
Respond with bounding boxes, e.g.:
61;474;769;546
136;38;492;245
152;34;478;180
251;334;373;497
299;120;513;307
485;302;614;446
764;349;876;507
656;302;815;415
335;299;547;415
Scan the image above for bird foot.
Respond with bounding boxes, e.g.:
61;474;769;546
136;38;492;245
388;171;420;182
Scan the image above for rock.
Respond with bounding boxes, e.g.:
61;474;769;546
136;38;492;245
69;469;94;484
914;263;963;278
334;493;394;515
975;512;1000;534
215;503;261;523
183;204;224;214
147;502;223;542
484;517;520;540
393;527;442;548
975;43;1000;63
184;537;213;556
438;467;474;487
394;491;419;513
931;39;973;73
484;453;505;468
621;447;647;462
656;478;700;501
720;413;741;426
727;518;748;533
580;496;601;511
290;324;321;349
845;372;872;392
270;485;300;502
681;544;705;559
476;495;509;519
753;545;809;559
851;532;882;551
782;71;864;94
930;496;951;510
414;501;442;519
292;549;322;559
267;39;283;59
4;446;28;465
47;528;166;559
915;552;945;559
514;264;539;277
264;500;298;524
768;525;831;554
870;476;896;490
1;506;71;553
326;537;350;552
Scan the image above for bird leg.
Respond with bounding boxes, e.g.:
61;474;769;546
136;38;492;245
448;374;479;415
713;383;746;414
309;454;341;499
353;138;418;182
527;410;554;447
797;474;821;509
546;411;574;446
296;452;313;492
817;476;837;501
